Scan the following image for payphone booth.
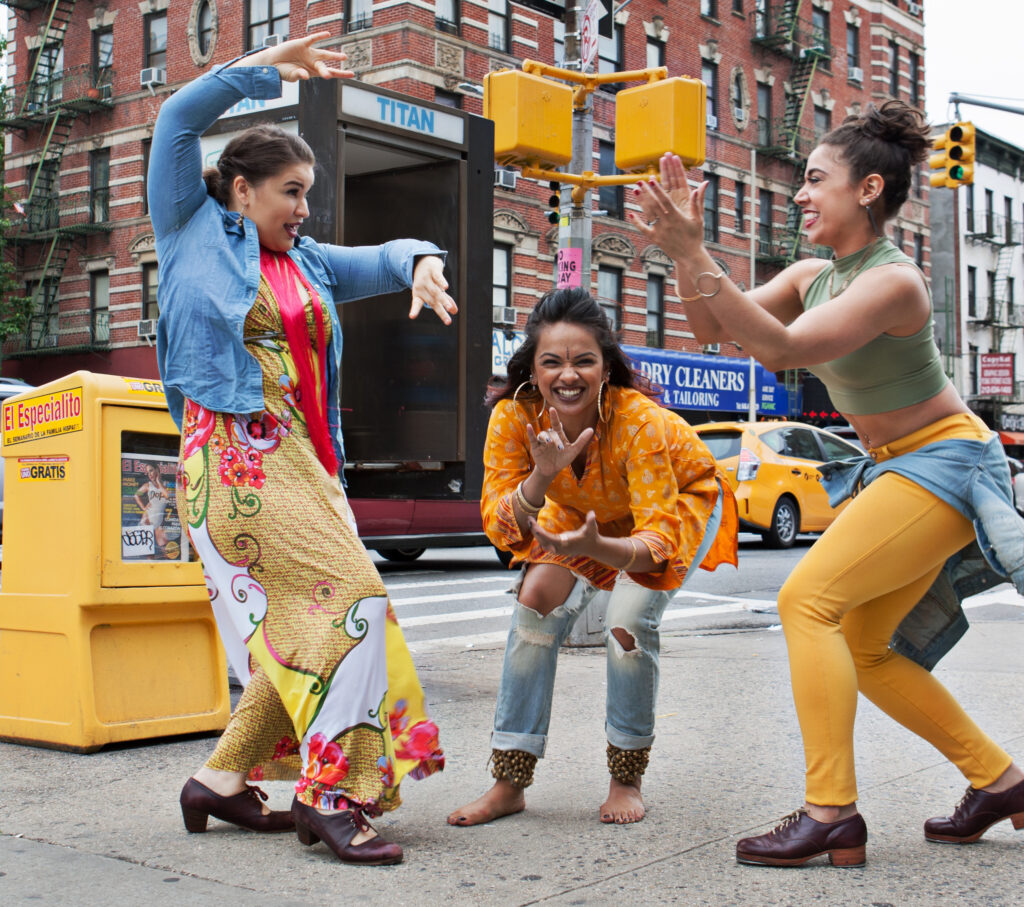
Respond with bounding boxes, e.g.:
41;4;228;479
200;78;494;506
0;372;229;751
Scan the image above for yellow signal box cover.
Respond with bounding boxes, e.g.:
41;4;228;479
615;77;707;173
483;70;573;169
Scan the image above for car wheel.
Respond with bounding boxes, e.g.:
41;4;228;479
494;546;514;567
762;497;798;549
379;547;426;562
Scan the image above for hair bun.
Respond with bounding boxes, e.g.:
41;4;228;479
860;100;930;165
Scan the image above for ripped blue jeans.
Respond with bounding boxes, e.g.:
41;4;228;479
491;495;722;758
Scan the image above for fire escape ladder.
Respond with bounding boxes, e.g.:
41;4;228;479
17;0;77;118
25;233;73;349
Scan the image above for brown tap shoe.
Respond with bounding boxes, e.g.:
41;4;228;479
925;778;1024;843
179;777;295;833
736;809;867;867
291;798;403;865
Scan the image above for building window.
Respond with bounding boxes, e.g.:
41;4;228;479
553;20;565;67
813;105;831;143
912;166;922;199
247;0;289;48
987;270;997;314
145;12;167;69
197;1;214;55
598;141;623;219
93;26;113;90
702;61;718;127
434;89;462;108
969;344;978;395
597;266;621;331
985;189;994;235
965;184;975;232
733;0;744;13
701;0;718;17
436;0;459;34
90;148;110;224
1009;277;1016;316
967;265;977;318
493;244;512;309
142;139;151;216
888;39;899;96
488;0;509;53
646;274;664;347
25;279;59;348
756;82;771;145
27;160;59;231
30;43;63;109
91;271;110;344
1006;196;1015;243
703;174;720;243
811;7;830;64
346;0;372;31
646;38;665;69
913;232;923;268
758;188;773;253
598;23;624;87
735;181;746;233
142;262;160;321
908;52;920;107
846;24;859;70
892;226;903;251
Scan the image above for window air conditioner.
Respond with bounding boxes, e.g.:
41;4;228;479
493;306;517;326
138;319;157;338
140;68;166;90
706;114;718;130
41;335;58;348
702;343;721;354
734;107;745;122
907;1;921;15
494;169;518;190
262;34;283;47
849;66;864;82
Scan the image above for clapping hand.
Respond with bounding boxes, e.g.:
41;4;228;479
263;31;355;82
630;153;707;260
526;408;593;479
531;510;602;560
409;256;458;325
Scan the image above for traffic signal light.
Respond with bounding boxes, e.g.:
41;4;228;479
929;121;975;188
547;181;560;225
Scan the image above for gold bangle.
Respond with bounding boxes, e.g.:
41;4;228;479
621;537;639;572
515;481;544;516
680;270;725;303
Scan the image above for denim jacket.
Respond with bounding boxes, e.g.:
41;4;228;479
819;434;1024;669
149;61;444;469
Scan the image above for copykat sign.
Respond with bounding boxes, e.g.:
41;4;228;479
1;387;84;446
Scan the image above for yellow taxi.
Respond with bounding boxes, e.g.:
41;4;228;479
694;420;864;548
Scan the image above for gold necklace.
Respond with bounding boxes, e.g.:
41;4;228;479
829;238;880;299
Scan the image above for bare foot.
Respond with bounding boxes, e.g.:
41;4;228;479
447;780;525;826
600;778;645;824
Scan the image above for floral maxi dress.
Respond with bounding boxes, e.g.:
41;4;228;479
176;274;444;815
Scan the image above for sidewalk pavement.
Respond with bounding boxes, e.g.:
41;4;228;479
1;599;1022;905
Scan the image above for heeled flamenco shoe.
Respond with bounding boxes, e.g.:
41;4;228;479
736;809;867;867
179;777;295;833
925;778;1024;843
291;798;403;865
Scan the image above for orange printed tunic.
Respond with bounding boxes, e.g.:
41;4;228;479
482;385;739;591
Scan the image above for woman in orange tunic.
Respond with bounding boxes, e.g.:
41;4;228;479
448;288;737;827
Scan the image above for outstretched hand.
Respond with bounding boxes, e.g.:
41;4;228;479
526;408;594;480
262;31;355;82
409;256;458;325
530;510;603;560
630;153;707;261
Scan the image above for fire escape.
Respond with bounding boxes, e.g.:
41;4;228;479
751;0;831;268
969;211;1023;361
0;0;114;354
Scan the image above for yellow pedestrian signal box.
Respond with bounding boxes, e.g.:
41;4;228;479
615;76;707;173
483;69;573;169
929;121;975;188
0;371;229;752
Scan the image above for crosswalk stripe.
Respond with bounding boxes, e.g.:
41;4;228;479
391;588;510;607
385;575;513;592
399;605;514;627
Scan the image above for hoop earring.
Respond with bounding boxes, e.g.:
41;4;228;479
598;380;611;423
512;380;537;432
866;204;881;238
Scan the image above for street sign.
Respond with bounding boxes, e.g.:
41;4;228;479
580;0;603;73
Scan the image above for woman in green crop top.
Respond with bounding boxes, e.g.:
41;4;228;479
633;101;1024;867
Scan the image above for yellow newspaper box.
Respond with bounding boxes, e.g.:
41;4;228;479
0;371;229;751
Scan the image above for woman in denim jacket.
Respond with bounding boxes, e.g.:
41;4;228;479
635;100;1024;867
152;33;453;866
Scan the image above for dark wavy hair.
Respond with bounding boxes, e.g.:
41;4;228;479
485;287;660;408
203;124;316;205
821;100;931;220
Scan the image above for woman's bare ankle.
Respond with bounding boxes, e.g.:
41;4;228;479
193;766;247;797
804;802;858;823
982;762;1024;793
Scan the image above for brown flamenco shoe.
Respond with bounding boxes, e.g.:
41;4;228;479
179;777;295;834
291;798;403;865
736;809;867;867
925;779;1024;843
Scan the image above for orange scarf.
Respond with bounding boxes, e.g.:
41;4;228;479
259;248;338;476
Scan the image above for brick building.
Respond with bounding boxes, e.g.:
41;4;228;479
1;0;928;420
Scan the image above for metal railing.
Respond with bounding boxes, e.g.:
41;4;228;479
1;64;115;124
13;192;113;239
966;213;1021;245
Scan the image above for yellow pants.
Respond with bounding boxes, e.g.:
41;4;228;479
777;413;1012;806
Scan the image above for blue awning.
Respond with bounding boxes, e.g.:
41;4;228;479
622;345;783;415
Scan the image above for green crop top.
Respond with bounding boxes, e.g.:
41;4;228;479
802;238;949;415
